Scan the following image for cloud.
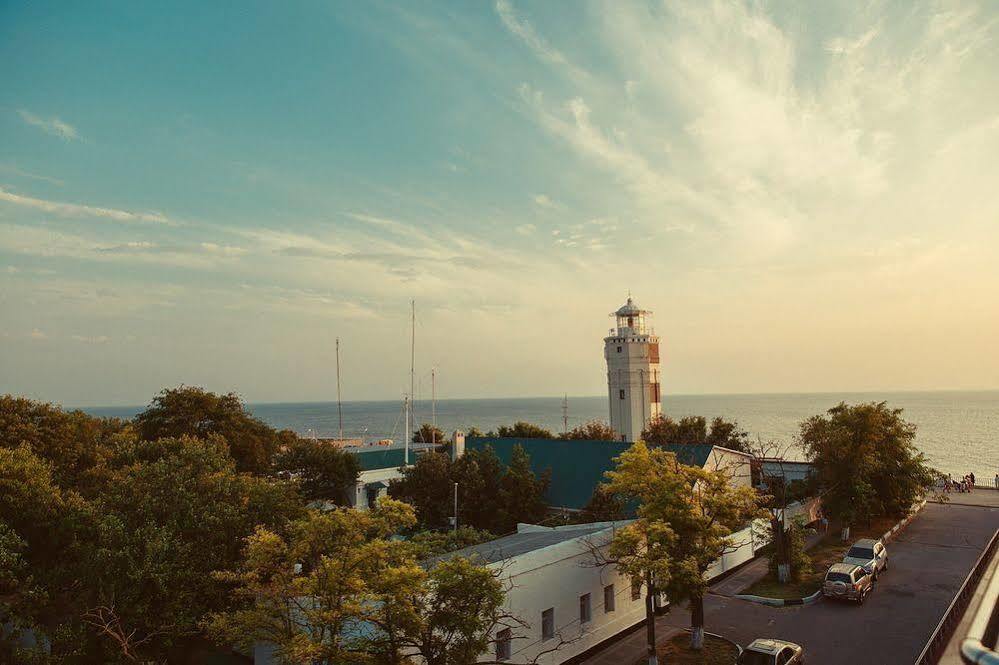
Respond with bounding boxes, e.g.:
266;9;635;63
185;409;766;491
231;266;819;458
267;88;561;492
532;194;564;210
0;164;65;186
495;0;569;68
0;187;171;224
515;223;536;235
17;110;80;141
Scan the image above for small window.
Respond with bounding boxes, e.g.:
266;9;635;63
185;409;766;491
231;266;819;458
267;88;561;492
495;628;512;660
777;648;793;665
616;346;622;353
619;389;625;399
631;578;641;601
541;608;554;641
604;584;615;613
579;593;591;623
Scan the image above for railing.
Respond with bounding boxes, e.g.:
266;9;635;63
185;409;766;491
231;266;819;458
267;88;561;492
914;528;999;664
960;543;999;665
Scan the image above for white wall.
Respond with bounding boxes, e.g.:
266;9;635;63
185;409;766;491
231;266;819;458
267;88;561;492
348;467;405;510
483;523;647;664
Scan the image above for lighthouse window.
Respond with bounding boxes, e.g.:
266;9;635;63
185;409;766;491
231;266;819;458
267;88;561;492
619;389;625;400
616;346;622;353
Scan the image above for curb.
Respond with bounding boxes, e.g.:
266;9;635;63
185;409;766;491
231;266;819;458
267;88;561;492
734;589;822;607
734;500;927;608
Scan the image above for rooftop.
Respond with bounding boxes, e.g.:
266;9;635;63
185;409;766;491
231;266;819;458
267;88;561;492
348;443;442;471
431;522;624;566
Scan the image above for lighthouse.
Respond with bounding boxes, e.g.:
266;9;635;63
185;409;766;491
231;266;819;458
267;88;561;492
604;296;662;442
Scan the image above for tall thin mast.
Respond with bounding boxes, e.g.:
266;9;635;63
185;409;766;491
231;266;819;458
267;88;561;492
562;394;568;435
336;337;343;441
407;299;415;464
431;367;436;444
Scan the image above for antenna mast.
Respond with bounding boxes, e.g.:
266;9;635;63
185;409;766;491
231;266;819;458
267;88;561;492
562;394;568;435
431;367;436;444
336;337;343;441
407;299;415;465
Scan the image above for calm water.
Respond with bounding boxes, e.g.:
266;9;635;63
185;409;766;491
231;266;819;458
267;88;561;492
83;391;999;479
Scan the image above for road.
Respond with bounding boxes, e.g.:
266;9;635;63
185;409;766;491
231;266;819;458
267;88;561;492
581;502;998;665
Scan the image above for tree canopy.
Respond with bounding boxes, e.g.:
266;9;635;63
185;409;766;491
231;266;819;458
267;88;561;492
274;438;360;504
389;445;550;534
605;441;762;652
801;402;934;530
493;421;554;439
641;415;751;453
560;420;617;440
134;386;294;474
413;423;449;444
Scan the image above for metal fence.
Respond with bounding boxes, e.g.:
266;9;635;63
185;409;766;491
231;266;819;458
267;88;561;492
914;528;999;664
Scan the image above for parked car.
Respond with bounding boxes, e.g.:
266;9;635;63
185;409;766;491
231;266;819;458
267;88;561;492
737;638;805;664
842;538;888;579
823;562;874;604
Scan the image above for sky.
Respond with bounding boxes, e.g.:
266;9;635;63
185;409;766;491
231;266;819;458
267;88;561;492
1;0;998;407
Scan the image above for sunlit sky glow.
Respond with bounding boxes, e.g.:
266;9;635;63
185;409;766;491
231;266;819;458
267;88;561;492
2;1;998;406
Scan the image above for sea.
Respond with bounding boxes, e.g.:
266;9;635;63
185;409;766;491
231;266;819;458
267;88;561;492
82;391;999;481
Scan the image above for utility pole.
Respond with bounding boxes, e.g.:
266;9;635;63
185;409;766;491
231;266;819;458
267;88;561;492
336;337;343;440
410;299;415;451
453;482;458;532
562;394;569;435
431;367;437;444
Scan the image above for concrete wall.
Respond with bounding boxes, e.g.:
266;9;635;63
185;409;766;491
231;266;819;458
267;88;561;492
483;523;647;664
704;447;754;490
348;467;404;510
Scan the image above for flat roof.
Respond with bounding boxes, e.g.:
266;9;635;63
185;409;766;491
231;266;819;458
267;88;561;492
431;522;623;566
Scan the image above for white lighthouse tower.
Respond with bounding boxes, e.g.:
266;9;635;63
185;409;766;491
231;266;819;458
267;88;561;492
604;296;662;442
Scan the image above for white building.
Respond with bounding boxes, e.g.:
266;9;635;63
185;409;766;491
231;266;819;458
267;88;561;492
604;297;662;443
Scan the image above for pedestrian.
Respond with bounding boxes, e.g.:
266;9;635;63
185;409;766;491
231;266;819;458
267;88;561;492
994;472;998;490
970;472;976;488
945;475;952;493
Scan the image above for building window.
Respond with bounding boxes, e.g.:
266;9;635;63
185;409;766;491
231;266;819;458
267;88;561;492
631;578;642;601
619;389;625;400
541;608;554;641
604;584;615;613
495;628;512;661
616;345;622;353
579;593;592;624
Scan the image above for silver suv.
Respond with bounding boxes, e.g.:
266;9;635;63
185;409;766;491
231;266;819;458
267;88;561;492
823;563;874;604
737;638;805;664
842;538;888;579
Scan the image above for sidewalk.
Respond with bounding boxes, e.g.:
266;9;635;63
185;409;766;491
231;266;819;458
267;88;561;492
581;530;826;665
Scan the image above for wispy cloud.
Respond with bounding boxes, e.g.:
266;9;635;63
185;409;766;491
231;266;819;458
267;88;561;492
0;164;65;186
532;194;564;210
494;0;589;83
17;110;80;141
0;187;171;224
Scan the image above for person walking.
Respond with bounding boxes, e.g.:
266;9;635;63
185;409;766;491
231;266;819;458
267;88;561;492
970;472;976;488
994;472;998;490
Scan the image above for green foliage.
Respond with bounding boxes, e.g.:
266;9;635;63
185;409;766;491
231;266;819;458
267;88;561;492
134;386;293;474
274;438;361;504
766;520;811;582
580;484;628;522
390;445;550;534
407;527;495;559
560;420;617;440
494;421;554;439
413;423;449;444
0;395;124;489
641;415;750;453
801;402;934;525
606;441;763;647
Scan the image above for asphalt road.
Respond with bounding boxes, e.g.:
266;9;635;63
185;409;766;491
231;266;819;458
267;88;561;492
649;502;999;665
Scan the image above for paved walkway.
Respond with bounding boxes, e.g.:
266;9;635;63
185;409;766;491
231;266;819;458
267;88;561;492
933;486;999;509
580;502;999;665
581;530;825;665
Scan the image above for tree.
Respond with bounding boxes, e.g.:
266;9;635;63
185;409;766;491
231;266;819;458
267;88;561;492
580;485;628;523
413;424;449;445
498;445;551;532
135;386;292;474
407;527;495;559
801;402;934;540
495;422;554;439
390;446;550;534
0;395;124;489
275;438;360;504
605;441;761;653
641;415;750;453
560;420;616;440
388;451;457;529
205;499;418;664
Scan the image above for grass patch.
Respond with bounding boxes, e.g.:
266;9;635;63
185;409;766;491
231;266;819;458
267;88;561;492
635;633;739;665
740;516;899;600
